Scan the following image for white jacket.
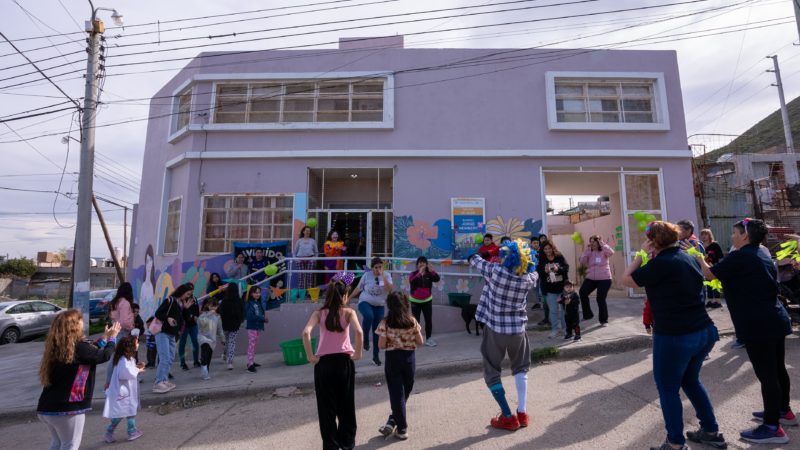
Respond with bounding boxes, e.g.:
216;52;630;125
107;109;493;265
198;311;225;347
103;357;139;419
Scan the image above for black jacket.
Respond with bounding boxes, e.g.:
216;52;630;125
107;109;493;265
219;293;245;332
134;314;145;336
37;339;115;413
155;297;183;336
182;300;200;328
537;254;569;294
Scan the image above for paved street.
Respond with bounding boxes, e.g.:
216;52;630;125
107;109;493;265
3;335;798;449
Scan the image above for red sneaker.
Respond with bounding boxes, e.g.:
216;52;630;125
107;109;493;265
517;411;529;427
491;413;520;431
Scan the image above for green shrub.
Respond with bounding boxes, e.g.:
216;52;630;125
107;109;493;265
531;346;559;363
0;257;37;278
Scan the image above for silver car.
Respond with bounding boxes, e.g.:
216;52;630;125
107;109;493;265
0;300;63;344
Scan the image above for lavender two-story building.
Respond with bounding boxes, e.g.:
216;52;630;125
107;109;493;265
129;36;696;346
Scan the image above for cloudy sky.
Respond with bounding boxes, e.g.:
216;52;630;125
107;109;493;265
0;0;797;259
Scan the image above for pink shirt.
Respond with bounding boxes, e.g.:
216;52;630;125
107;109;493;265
579;244;615;281
315;309;355;357
110;298;134;331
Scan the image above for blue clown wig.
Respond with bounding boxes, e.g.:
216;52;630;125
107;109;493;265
500;239;537;276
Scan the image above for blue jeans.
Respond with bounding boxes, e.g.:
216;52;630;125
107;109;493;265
652;324;720;445
179;324;199;364
545;293;565;332
155;332;176;384
358;301;384;361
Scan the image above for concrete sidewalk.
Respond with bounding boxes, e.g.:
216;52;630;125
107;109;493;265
0;295;736;421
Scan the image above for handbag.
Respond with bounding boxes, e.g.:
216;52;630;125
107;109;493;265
147;298;174;335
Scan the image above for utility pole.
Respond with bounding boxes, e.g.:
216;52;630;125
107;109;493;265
92;195;124;282
73;2;122;332
767;55;795;154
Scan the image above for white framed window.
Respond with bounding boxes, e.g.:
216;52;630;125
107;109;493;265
172;88;192;132
200;194;294;254
545;72;670;131
163;197;182;254
211;78;386;125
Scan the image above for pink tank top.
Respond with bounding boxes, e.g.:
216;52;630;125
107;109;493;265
316;309;355;357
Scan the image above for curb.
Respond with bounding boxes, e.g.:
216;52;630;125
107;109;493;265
0;330;738;425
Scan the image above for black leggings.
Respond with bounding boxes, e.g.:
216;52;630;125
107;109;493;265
411;301;433;339
579;279;612;323
745;338;791;426
315;353;356;450
200;343;213;367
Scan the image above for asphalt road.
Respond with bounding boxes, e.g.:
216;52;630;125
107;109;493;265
3;335;798;450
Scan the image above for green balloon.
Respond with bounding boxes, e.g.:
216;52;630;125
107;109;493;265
306;218;317;228
637;222;648;232
633;211;646;221
265;264;278;276
645;214;657;222
474;234;484;244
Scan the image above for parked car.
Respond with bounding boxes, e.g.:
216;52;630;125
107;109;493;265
89;298;110;323
0;300;63;344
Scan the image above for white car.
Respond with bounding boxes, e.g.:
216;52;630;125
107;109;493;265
0;300;63;344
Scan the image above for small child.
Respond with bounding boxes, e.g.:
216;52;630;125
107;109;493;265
198;299;226;380
376;292;424;440
559;281;581;341
245;286;268;373
132;304;145;336
103;334;145;443
643;298;654;335
144;317;157;368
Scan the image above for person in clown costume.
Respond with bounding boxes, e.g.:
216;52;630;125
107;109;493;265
468;239;538;431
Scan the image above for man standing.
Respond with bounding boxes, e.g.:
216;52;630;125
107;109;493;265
468;239;538;431
248;249;268;285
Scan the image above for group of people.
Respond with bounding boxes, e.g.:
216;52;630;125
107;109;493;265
622;218;795;449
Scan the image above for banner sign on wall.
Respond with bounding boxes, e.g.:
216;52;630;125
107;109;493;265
232;241;289;309
451;197;485;260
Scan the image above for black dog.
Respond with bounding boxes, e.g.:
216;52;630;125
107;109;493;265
460;303;485;336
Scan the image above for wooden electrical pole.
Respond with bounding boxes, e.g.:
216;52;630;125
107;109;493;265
92;195;125;282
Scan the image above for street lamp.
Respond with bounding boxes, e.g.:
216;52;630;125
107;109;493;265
71;0;123;332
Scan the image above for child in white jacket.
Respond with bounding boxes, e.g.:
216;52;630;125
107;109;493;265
198;298;226;380
103;332;145;443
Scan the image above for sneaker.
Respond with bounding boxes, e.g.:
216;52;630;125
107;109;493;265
573;334;582;342
372;358;382;366
740;424;789;444
104;430;115;443
650;441;688;450
152;381;174;394
490;413;520;431
686;427;727;449
378;422;395;437
127;430;143;441
394;428;409;440
227;364;233;370
193;361;201;368
246;365;257;373
201;365;210;380
600;322;609;327
548;331;558;339
181;362;189;371
645;327;653;335
253;363;261;368
564;333;573;340
752;410;799;426
517;411;529;428
731;340;746;349
165;380;176;389
531;303;542;310
424;338;437;347
537;319;549;326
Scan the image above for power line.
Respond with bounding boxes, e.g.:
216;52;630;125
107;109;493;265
0;106;79;123
0;100;75;119
0;185;72;196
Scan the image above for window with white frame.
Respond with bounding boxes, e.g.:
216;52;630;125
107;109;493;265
174;89;192;132
212;79;384;124
200;194;294;253
546;72;669;131
164;198;181;254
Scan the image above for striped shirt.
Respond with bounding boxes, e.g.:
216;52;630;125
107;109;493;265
470;255;538;335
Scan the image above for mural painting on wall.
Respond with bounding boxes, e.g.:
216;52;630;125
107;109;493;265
132;241;289;321
393;215;543;260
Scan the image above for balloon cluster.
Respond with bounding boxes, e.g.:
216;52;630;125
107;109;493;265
306;218;318;228
633;211;657;233
570;232;583;246
776;240;800;262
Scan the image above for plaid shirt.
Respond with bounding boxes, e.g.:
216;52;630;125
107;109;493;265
470;255;538;335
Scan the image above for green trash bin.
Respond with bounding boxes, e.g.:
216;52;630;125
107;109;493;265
280;337;318;366
448;293;471;308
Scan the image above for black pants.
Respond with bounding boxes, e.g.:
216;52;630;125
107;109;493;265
385;350;416;431
411;301;433;339
745;338;791;426
565;304;580;335
200;343;213;368
315;353;356;450
146;346;157;367
579;279;612;323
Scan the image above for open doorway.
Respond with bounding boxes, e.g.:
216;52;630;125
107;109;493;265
543;168;665;297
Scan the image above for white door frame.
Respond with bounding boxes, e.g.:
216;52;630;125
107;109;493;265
308;208;393;258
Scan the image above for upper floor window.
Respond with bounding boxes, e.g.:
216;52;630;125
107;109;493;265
546;72;670;131
163;197;182;254
212;79;385;124
174;88;192;132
